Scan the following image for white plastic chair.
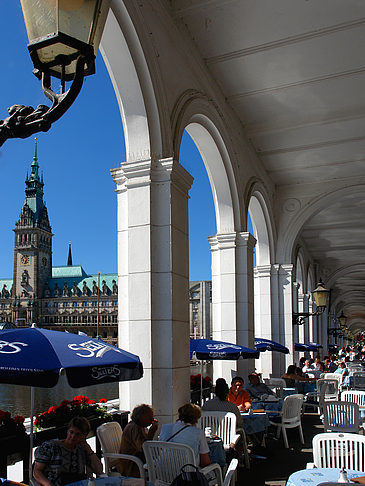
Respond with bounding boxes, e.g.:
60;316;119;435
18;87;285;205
307;432;365;469
143;441;223;485
341;390;365;408
304;380;338;414
323;400;360;433
199;411;250;469
353;372;365;390
96;421;145;478
269;394;304;449
264;378;286;398
324;373;343;391
222;459;238;486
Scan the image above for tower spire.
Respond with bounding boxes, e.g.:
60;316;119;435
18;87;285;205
67;242;73;266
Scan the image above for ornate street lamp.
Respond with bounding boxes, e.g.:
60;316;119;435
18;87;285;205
328;310;347;337
338;311;347;328
0;0;110;146
293;281;330;325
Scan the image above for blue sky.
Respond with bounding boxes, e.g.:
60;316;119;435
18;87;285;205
0;1;217;282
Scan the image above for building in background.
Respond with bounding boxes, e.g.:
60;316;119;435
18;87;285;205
189;281;211;339
0;143;118;344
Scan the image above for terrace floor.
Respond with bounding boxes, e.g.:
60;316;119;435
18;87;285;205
238;411;324;486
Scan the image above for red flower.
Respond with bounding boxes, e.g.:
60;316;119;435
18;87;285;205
14;416;24;424
73;395;88;402
48;406;58;414
99;398;107;403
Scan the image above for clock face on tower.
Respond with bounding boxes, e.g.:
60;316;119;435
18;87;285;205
20;255;30;265
42;257;48;267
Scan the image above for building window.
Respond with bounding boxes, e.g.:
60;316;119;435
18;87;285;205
72;301;77;307
82;301;87;307
92;301;97;307
193;302;198;309
192;311;198;321
191;292;199;299
63;302;68;308
102;301;107;307
112;301;117;306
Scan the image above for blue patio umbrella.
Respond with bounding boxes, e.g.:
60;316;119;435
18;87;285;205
190;338;259;404
0;327;143;387
295;342;319;352
190;338;259;360
254;337;289;354
0;327;143;470
309;342;323;349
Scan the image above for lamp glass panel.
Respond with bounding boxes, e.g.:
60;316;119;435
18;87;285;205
312;283;329;308
21;0;57;43
58;0;110;55
21;0;110;74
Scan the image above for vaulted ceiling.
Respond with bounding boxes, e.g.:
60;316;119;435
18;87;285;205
170;0;365;333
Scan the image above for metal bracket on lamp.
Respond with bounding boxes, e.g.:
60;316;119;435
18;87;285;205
292;308;325;326
0;55;87;147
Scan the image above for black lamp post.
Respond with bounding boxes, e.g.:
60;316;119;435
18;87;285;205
0;0;110;146
292;281;330;326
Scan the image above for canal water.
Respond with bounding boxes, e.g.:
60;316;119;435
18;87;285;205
0;376;119;418
0;362;213;418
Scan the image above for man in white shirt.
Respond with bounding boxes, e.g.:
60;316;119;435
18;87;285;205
302;359;315;374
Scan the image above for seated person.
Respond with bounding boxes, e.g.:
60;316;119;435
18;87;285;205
159;403;211;467
202;378;243;428
245;373;275;400
227;376;252;412
281;365;316;388
117;404;158;477
33;416;103;486
335;361;348;376
302;359;314;374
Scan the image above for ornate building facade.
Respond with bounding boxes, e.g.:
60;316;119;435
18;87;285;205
0;143;118;344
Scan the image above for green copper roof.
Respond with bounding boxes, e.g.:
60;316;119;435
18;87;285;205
47;272;117;295
52;265;88;278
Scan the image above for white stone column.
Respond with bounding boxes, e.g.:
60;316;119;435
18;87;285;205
293;282;300;365
236;232;256;379
278;264;295;368
321;309;329;357
112;158;193;423
270;265;284;376
254;265;276;377
209;233;239;382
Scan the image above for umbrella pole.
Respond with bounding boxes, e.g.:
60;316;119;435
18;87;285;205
200;361;203;405
29;386;34;478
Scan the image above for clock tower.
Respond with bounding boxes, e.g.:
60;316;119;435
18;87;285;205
13;139;53;324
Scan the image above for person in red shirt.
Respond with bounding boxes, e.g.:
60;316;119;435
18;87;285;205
228;376;251;412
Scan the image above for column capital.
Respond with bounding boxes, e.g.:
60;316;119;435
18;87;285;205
208;233;237;251
237;232;256;250
111;158;193;194
254;264;273;278
279;263;294;277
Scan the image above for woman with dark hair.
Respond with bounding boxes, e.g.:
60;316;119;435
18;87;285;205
33;416;103;486
117;404;158;477
202;379;243;428
281;365;316;388
159;403;211;467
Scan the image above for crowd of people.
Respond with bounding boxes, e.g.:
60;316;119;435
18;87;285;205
33;344;365;485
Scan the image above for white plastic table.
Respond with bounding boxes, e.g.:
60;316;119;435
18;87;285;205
286;467;364;486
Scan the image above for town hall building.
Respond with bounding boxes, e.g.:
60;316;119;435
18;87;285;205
0;142;118;344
